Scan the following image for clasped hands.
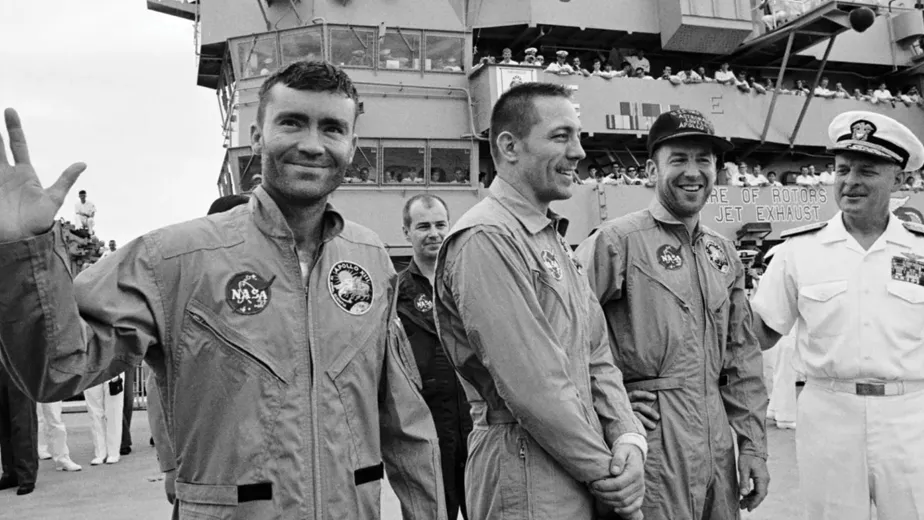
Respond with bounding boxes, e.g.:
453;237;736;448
590;443;645;520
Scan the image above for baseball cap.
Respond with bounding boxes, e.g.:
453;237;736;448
647;109;734;155
827;111;924;171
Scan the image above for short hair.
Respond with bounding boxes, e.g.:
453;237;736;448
489;82;572;161
256;61;360;126
79;190;86;195
208;194;250;215
402;194;450;229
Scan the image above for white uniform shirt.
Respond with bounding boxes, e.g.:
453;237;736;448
714;70;736;83
753;214;924;381
818;171;836;185
75;200;96;218
626;56;650;73
796;174;818;186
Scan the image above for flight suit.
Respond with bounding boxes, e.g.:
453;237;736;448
0;186;445;520
434;177;646;519
397;259;472;519
576;199;768;520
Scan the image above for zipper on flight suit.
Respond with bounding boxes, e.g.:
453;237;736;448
188;311;286;384
303;281;323;520
304;263;324;520
689;234;716;489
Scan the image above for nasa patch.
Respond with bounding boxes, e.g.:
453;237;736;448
328;261;374;315
414;293;433;313
657;244;683;270
704;239;730;274
541;250;563;280
225;272;276;315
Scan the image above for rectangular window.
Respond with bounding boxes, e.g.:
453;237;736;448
379;30;422;71
383;141;425;184
345;142;379;184
424;33;464;73
430;141;472;184
330;26;376;69
236;36;279;79
280;27;323;66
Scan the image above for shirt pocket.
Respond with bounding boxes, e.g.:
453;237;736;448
885;281;924;343
174;300;287;483
628;261;694;372
798;280;848;338
325;323;383;476
532;269;574;351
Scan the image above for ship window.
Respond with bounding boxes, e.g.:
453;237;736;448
236;36;279;79
238;154;263;193
383;141;426;184
330;26;376;69
379;29;422;71
424;33;464;73
430;143;471;184
345;142;379;185
280;27;323;66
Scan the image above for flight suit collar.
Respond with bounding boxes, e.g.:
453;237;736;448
489;177;569;235
251;185;345;242
647;197;702;239
405;258;430;287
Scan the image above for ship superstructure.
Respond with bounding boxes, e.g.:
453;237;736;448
149;0;924;255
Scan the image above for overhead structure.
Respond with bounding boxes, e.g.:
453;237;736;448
721;1;876;67
146;0;198;21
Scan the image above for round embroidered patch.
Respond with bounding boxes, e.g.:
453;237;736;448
656;245;683;270
540;250;563;280
414;293;433;313
704;240;730;274
225;272;275;315
328;261;374;315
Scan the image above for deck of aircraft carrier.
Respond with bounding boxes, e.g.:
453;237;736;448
0;409;804;520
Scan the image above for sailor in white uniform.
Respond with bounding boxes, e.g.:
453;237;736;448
752;111;924;520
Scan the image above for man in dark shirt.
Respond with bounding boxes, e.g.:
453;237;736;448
397;194;472;519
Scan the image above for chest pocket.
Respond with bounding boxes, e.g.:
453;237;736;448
532;269;574;351
325;316;384;473
798;281;848;338
174;300;288;484
885;281;924;343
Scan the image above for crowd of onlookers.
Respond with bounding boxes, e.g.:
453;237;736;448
576;159;924;190
476;45;924;108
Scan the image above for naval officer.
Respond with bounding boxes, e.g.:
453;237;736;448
752;111;924;520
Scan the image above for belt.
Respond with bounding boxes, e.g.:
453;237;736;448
807;377;924;397
623;375;729;392
623;377;684;393
485;409;518;425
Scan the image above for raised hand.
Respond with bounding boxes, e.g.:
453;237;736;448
0;108;86;242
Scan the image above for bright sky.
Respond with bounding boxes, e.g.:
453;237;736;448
1;0;224;247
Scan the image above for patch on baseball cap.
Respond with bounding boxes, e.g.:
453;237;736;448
647;109;734;155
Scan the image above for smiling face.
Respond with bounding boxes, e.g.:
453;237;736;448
250;85;357;205
834;151;902;220
404;198;450;262
649;140;717;219
510;96;586;204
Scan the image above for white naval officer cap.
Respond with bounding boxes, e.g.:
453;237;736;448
524;47;537;54
827;110;924;171
556;50;568;57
